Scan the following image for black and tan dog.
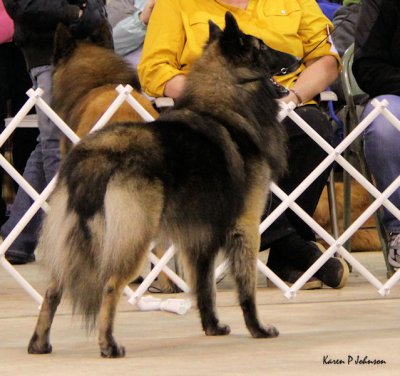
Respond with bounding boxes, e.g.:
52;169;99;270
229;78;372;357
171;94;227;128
51;21;158;155
28;12;297;358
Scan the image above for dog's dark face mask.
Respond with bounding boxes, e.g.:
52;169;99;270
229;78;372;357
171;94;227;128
208;12;300;98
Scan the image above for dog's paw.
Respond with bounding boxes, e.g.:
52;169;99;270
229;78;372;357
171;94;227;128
205;323;231;336
250;324;279;338
100;344;126;358
28;338;52;354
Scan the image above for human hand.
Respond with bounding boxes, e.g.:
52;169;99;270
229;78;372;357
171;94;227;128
69;0;107;38
280;89;301;106
139;0;156;25
164;74;186;99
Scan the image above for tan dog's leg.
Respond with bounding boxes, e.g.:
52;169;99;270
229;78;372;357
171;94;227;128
229;169;279;338
229;220;279;338
28;278;63;354
98;276;127;358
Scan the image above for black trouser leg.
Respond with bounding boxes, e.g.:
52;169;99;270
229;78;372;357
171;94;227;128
261;105;333;269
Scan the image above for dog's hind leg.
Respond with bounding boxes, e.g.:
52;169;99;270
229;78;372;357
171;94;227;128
28;278;63;354
227;222;279;339
97;177;163;357
98;275;128;358
184;245;230;336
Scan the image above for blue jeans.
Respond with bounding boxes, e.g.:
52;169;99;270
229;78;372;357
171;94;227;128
362;95;400;234
1;65;61;254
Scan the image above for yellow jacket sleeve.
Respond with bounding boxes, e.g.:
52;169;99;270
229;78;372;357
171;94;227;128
138;0;186;97
298;0;340;64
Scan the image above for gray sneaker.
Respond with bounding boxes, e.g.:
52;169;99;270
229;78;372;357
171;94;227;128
388;233;400;268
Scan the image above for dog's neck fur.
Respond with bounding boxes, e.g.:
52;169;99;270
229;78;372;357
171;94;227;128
177;41;278;132
169;39;287;180
183;45;254;108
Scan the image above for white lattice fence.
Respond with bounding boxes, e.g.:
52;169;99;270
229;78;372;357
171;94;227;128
0;86;399;308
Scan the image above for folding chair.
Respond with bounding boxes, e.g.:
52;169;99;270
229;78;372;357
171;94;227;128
340;43;395;277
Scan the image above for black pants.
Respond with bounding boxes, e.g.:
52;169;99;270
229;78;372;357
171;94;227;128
261;105;333;248
0;43;39;225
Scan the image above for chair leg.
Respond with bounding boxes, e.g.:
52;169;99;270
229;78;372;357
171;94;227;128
342;166;352;253
327;169;340;241
342;107;354;253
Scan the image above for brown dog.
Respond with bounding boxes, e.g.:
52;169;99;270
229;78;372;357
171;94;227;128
51;21;159;155
51;21;166;287
314;180;381;251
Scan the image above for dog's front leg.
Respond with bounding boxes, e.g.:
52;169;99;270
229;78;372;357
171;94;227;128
28;278;63;354
98;276;126;358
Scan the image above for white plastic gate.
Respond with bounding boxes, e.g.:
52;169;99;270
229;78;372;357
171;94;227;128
0;85;399;309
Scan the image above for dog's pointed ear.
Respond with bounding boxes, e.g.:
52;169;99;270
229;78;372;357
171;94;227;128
53;23;76;65
224;12;242;41
89;20;114;50
220;12;245;50
208;19;222;42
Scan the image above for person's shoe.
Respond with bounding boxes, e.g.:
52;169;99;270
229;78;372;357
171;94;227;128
388;232;400;268
312;242;349;289
267;266;323;290
4;249;35;265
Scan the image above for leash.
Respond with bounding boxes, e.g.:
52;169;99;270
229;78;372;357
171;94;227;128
273;5;352;77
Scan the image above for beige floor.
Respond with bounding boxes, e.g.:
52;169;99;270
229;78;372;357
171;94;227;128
1;251;399;376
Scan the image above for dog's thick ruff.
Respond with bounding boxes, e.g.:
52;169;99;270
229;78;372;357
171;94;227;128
28;12;298;357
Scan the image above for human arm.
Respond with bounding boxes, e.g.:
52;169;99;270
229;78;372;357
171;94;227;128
69;0;109;39
161;41;336;102
280;0;340;105
4;0;108;39
353;0;400;97
137;0;186;97
165;55;338;104
280;55;339;106
164;74;187;99
112;10;147;55
3;0;81;29
139;0;156;24
112;0;155;56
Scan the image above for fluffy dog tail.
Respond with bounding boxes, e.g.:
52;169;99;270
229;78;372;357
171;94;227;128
38;177;163;329
37;184;105;329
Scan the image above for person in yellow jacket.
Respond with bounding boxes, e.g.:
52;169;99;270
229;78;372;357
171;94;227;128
138;0;339;101
138;0;349;290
